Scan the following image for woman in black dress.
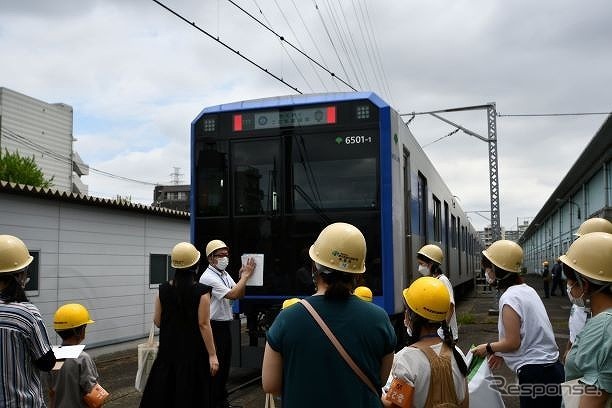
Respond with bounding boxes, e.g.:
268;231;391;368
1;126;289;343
140;242;219;407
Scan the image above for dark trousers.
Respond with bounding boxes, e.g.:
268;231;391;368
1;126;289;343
543;281;550;298
517;361;564;408
551;278;562;296
211;320;232;407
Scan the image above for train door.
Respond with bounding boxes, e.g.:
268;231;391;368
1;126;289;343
444;201;450;276
403;148;413;284
229;137;290;294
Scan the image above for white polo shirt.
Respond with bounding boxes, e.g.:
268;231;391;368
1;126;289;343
199;265;236;321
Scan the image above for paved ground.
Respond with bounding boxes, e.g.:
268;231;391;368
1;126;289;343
89;274;570;407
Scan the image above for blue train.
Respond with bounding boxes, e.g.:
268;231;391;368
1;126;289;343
191;92;482;366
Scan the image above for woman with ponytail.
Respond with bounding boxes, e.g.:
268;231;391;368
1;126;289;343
472;240;563;408
140;242;218;407
383;276;468;408
262;223;396;408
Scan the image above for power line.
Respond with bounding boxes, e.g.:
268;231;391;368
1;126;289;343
497;111;611;117
152;0;302;94
227;0;358;91
1;127;160;186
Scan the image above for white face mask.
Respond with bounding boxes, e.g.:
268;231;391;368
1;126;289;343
567;283;585;308
215;257;229;271
485;268;495;285
418;264;430;276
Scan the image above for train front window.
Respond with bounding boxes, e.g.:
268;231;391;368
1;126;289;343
233;139;279;215
291;131;378;210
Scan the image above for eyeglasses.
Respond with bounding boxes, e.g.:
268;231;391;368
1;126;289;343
213;253;229;258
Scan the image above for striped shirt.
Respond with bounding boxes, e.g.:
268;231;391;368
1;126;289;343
0;300;54;408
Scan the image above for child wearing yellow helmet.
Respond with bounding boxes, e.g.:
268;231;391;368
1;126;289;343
383;277;468;408
45;303;104;407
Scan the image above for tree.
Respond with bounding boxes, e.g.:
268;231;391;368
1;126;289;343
0;149;54;188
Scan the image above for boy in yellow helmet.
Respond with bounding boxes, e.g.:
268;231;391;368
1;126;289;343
45;303;101;407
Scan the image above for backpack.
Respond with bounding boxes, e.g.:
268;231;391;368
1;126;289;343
413;343;461;408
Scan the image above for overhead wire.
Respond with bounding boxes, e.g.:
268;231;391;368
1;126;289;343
335;1;371;90
227;0;357;91
289;0;336;91
1;127;160;186
497;112;612;117
268;0;321;91
359;0;394;103
352;0;383;96
311;0;352;89
152;0;302;94
322;0;362;89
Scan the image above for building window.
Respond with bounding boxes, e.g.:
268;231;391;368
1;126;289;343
25;250;40;295
150;254;174;285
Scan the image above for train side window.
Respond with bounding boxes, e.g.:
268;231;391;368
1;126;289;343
150;254;174;285
417;172;428;244
433;195;441;242
451;215;457;248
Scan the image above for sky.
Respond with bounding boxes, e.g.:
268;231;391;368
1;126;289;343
1;0;610;232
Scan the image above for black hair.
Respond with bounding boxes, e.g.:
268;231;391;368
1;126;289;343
0;273;28;303
315;263;355;300
172;265;198;313
417;254;443;276
481;255;521;290
406;310;468;377
56;325;86;341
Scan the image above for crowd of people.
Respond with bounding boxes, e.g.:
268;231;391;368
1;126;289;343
1;216;610;408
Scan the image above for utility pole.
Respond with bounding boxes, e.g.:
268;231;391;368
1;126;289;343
401;103;501;241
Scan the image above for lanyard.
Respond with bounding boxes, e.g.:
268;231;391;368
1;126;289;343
209;266;231;288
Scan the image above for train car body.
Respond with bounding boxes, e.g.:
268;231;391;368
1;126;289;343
191;92;481;367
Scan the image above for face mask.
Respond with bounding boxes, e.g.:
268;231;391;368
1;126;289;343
418;264;430;276
215;257;229;271
567;284;585;308
485;268;495;285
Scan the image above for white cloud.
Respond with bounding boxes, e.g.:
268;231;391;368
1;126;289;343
1;0;610;232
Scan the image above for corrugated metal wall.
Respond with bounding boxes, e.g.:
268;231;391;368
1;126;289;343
0;192;189;347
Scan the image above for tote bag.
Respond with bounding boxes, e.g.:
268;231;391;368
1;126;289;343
465;350;505;408
135;324;158;392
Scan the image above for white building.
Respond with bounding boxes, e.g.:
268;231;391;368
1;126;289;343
0;87;89;194
0;181;189;347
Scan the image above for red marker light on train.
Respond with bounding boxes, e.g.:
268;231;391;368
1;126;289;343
233;114;243;131
326;106;336;124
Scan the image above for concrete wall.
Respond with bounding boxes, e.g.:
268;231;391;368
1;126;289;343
0;87;75;193
0;191;189;347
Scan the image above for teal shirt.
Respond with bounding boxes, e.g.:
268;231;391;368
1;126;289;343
565;310;612;392
267;295;396;408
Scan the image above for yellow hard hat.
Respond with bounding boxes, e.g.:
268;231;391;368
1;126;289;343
574;218;612;237
309;223;366;274
543;261;549;267
171;242;200;269
0;235;33;274
482;240;523;273
417;244;444;264
282;298;300;309
205;239;228;257
559;232;612;283
54;303;95;330
354;286;373;302
403;277;450;322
